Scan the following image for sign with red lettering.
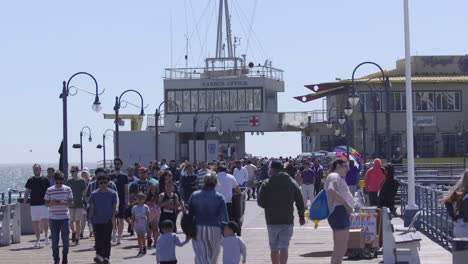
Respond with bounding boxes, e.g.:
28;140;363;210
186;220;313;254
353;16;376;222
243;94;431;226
350;214;378;244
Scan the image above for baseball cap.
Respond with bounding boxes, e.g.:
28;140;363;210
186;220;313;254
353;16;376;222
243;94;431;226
269;160;283;170
138;167;149;173
222;221;240;234
81;167;90;173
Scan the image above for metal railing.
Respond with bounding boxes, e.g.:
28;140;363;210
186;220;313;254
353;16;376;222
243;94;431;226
395;163;466;178
279;110;327;128
400;182;453;249
146;113;165;128
165;65;284;81
0;190;24;205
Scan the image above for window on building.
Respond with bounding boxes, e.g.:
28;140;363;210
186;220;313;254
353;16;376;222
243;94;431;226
435;91;461;111
415;92;434;111
191;90;199;112
222;90;229;111
206;90;214;111
442;134;457;157
214;90;222;111
230;89;238;111
390;92;406;111
360;92;381;112
238;89;246;111
166;87;263;113
183;91;191;112
253;88;262;111
175;91;183;112
167;91;176;112
246;89;254;110
414;133;436;158
199;90;207;111
320;135;333;151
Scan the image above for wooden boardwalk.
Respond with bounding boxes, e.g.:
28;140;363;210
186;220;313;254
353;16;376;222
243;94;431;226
0;202;452;264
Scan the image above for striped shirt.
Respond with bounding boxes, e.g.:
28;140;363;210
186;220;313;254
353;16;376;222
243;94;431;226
44;185;73;220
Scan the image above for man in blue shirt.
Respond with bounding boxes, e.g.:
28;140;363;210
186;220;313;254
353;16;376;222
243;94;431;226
89;168;117;264
345;160;361;197
300;162;315;210
312;160;324;196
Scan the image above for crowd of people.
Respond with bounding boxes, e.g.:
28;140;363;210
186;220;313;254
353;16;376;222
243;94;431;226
23;155;468;264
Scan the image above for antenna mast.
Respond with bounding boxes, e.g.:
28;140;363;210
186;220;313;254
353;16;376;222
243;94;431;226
215;0;234;58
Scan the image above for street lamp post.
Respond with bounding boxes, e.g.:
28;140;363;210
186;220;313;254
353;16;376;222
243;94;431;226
192;108;211;163
60;72;102;178
349;62;391;160
154;100;182;161
114;90;145;158
203;114;223;162
96;129;114;169
79;126;93;170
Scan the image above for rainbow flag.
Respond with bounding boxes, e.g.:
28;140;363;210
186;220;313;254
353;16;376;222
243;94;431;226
334;145;363;165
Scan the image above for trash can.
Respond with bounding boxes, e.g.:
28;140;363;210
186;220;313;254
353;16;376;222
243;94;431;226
453;237;468;264
17;198;34;235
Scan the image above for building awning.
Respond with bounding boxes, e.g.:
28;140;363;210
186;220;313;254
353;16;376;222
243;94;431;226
294;86;347;103
295;74;468;103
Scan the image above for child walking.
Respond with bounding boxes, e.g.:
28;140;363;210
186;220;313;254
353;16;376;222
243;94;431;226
132;193;150;256
156;220;190;264
146;184;161;248
222;221;247;264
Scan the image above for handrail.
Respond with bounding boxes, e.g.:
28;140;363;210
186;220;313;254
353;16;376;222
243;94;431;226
400;182;453;249
0;190;24;205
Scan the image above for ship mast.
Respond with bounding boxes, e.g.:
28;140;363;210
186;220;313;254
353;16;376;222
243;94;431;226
215;0;234;58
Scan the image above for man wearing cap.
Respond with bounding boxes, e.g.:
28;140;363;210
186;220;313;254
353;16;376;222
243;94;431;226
257;160;305;264
129;167;153;205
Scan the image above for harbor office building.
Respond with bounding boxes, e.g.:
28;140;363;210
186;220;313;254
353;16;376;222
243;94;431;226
299;56;468;159
118;58;290;166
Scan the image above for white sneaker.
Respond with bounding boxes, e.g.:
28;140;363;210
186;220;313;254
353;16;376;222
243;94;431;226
116;236;121;244
111;232;116;243
34;241;41;248
44;237;49;246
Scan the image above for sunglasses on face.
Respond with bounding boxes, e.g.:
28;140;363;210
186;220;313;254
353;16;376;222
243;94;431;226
98;181;108;185
56;181;64;184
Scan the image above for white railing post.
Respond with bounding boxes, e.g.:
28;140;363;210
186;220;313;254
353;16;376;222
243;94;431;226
0;205;11;246
11;203;21;243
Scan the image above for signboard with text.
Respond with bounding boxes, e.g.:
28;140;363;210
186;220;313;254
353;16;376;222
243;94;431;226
350;214;378;243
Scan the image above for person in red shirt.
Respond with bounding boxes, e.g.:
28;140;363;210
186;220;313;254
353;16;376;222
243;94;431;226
364;158;385;206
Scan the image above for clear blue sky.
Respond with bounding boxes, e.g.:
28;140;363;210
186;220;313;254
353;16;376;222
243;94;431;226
1;0;467;164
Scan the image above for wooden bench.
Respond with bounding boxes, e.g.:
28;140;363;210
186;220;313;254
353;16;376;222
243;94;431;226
383;208;421;263
0;204;21;246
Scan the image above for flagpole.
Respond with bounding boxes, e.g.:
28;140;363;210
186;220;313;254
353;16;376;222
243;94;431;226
403;0;419;226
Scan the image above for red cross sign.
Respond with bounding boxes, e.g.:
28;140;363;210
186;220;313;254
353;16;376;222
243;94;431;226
249;116;260;126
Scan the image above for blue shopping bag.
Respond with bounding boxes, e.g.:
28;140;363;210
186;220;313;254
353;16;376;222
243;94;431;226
309;190;329;229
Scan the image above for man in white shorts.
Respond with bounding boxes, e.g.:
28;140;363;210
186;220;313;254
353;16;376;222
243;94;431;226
24;164;51;248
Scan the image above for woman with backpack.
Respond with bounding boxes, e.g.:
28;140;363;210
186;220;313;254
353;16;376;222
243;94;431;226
324;158;355;264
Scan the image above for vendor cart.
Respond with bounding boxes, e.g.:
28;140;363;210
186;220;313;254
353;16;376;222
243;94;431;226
347;207;382;259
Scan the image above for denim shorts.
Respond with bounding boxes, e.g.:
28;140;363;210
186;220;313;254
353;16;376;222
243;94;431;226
267;224;294;251
328;206;350;231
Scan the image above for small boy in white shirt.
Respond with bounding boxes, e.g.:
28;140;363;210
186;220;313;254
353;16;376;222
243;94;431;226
222;221;247;264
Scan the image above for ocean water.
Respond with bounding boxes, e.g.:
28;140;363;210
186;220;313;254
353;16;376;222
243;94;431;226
0;163;96;195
